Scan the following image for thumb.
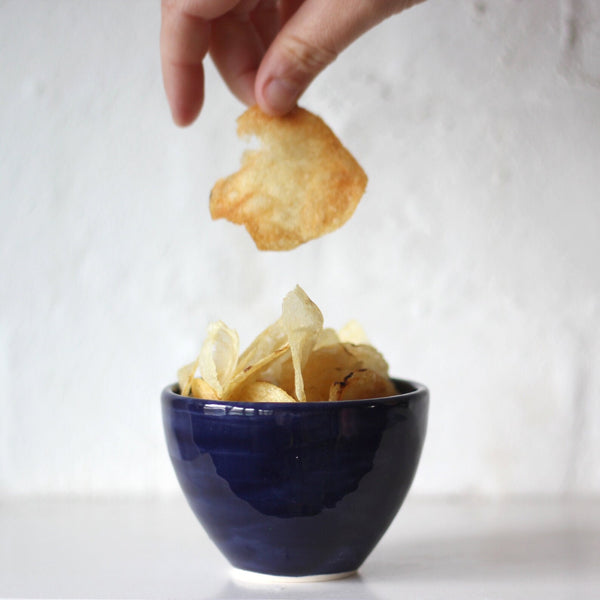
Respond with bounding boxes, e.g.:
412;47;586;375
255;0;414;115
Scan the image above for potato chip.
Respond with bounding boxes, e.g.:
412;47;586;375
235;317;286;375
230;381;296;403
328;369;397;402
314;327;340;350
223;345;290;400
278;341;391;402
191;377;219;400
278;344;345;402
177;360;198;397
210;106;368;251
281;286;323;402
198;321;239;397
344;343;390;378
338;320;370;345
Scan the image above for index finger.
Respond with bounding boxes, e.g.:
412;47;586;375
160;3;211;126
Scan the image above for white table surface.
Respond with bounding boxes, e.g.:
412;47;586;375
1;496;598;599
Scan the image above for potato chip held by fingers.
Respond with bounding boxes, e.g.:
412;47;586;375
210;106;368;251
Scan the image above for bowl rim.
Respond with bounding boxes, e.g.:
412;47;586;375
162;377;428;410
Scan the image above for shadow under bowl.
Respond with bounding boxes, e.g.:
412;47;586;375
161;378;429;580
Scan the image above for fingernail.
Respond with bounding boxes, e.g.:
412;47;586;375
263;78;299;114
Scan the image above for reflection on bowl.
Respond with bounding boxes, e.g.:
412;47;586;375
161;378;428;581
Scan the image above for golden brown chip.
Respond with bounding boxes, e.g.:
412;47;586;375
190;377;220;400
231;381;297;403
328;369;397;402
278;342;391;402
235;317;286;375
210;106;368;251
223;345;290;401
345;343;390;377
278;344;348;402
177;360;198;396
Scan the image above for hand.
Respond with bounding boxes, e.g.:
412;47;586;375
160;0;424;126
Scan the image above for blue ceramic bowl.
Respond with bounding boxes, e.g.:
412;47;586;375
161;378;428;581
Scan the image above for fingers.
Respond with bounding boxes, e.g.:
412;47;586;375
160;0;244;125
164;0;241;21
161;0;423;124
160;2;212;126
160;0;275;124
249;0;280;50
255;0;413;115
209;7;266;107
278;0;304;26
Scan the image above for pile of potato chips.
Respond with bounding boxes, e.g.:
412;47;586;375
210;106;367;251
178;286;396;403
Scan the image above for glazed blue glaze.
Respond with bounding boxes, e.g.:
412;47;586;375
161;379;428;577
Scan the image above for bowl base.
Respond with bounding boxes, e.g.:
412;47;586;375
231;567;358;584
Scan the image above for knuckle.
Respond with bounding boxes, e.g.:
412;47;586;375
279;34;338;78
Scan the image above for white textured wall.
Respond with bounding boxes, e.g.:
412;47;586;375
1;0;599;498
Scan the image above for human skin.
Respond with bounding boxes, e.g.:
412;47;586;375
160;0;426;125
